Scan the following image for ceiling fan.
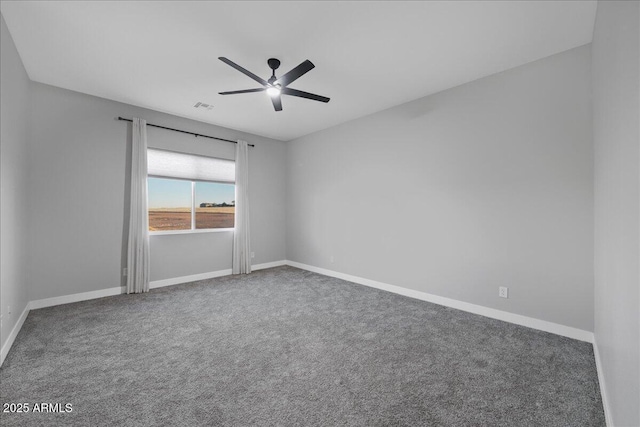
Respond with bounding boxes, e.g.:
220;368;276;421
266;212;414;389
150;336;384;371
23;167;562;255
218;57;330;112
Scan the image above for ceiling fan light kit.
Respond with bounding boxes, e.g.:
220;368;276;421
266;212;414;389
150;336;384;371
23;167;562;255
219;57;330;112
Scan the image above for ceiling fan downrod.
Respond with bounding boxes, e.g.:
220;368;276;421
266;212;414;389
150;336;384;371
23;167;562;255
268;58;280;85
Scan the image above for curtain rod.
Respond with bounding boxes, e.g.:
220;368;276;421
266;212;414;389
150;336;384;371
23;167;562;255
117;117;255;147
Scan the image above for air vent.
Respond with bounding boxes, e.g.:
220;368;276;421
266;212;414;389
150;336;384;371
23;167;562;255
193;102;213;110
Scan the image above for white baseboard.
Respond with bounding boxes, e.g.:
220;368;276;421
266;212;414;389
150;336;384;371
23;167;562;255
252;260;287;270
150;269;233;289
26;261;287;308
1;304;30;366
593;338;612;426
29;286;126;310
149;260;287;289
285;260;594;343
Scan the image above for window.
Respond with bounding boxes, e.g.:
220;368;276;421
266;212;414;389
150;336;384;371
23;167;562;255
195;181;235;229
147;149;235;232
148;177;192;231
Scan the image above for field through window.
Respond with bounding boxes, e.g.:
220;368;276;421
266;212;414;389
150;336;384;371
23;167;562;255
148;177;235;231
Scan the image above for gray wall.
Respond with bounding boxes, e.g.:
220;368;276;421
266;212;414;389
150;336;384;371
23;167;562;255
0;15;30;351
592;1;640;425
27;83;286;301
287;45;594;331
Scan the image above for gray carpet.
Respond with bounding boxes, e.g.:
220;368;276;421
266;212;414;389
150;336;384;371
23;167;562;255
0;266;604;426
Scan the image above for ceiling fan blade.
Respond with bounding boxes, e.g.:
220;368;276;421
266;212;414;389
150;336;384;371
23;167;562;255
271;95;283;111
219;88;266;95
219;57;268;86
275;60;315;87
282;87;330;103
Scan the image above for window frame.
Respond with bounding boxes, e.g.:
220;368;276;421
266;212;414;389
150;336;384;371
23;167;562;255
147;175;235;235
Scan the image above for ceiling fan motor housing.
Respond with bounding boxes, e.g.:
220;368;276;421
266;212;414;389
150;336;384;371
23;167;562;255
268;58;281;71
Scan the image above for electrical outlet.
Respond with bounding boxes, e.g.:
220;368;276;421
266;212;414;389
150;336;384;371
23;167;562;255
330;255;335;263
123;268;128;276
499;287;509;298
251;252;255;259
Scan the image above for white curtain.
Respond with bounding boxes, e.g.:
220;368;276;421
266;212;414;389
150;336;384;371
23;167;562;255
232;140;251;274
127;117;150;293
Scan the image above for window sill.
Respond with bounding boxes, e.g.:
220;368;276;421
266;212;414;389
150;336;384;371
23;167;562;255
149;228;234;236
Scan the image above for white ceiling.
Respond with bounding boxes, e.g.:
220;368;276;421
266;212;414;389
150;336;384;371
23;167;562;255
1;1;597;141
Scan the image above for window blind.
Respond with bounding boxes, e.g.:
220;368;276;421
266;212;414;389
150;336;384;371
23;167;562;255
147;148;235;183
